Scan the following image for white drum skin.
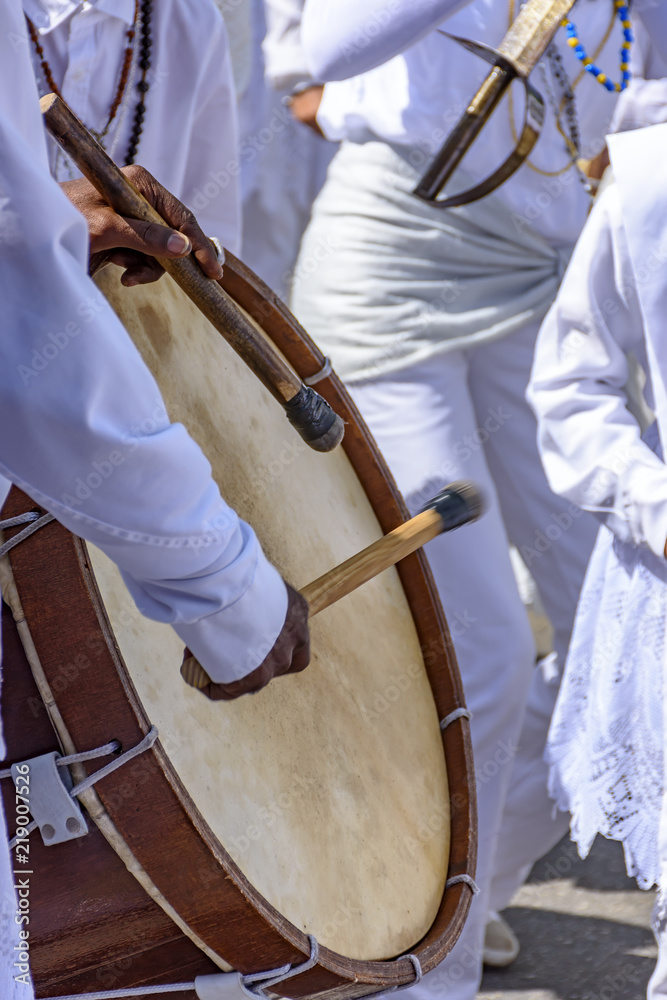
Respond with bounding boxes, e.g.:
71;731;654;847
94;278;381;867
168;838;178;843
89;268;450;962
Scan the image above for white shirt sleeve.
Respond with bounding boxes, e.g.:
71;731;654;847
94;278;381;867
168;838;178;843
301;0;472;81
634;0;667;66
263;0;314;90
610;78;667;133
178;4;242;253
0;61;287;683
528;184;667;560
302;0;667;85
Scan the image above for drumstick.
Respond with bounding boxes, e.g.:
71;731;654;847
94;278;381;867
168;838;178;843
181;481;484;690
40;93;344;454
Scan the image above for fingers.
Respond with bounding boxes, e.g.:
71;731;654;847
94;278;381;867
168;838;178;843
122;165;223;279
192;581;311;701
182;224;224;280
62;170;223;279
287;85;325;137
279;584;310;675
203;665;274;701
104;249;165;286
100;214;193;259
121;262;165;287
288;634;311;674
115;215;222;278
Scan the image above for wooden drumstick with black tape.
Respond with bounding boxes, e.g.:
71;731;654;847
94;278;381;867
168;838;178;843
40;93;344;453
182;481;484;690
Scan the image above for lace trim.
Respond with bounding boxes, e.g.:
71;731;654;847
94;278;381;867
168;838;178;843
546;524;666;890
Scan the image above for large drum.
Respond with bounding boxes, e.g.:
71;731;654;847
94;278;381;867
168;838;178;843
0;257;475;1000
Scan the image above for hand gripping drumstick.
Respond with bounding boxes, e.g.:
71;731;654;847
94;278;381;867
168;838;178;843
40;93;345;453
181;481;484;690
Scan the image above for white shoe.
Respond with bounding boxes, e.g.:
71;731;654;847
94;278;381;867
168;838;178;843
483;911;520;968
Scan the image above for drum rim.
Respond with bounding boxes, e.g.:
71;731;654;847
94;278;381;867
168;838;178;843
2;255;476;996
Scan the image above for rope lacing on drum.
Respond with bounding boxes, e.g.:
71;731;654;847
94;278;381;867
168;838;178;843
42;986;195;1000
38;935;424;1000
338;951;424;1000
440;707;472;730
239;933;319;999
445;874;480;895
384;953;423;995
304;357;333;387
0;509;55;558
2;726;158;849
39;936;320;1000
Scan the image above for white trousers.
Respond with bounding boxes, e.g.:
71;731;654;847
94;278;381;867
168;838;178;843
347;322;597;999
649;904;667;999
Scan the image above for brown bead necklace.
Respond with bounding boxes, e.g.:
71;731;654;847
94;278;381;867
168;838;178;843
26;0;152;167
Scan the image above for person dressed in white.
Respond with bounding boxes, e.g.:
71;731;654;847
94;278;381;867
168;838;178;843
24;0;241;252
215;0;336;299
529;119;667;999
0;1;310;994
291;0;667;989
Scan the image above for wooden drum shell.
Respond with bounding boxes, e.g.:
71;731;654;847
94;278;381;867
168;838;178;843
0;254;476;1000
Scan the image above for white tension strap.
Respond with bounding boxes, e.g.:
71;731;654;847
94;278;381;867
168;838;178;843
2;727;158;849
440;708;472;730
40;936;425;1000
0;509;55;558
41;936;321;1000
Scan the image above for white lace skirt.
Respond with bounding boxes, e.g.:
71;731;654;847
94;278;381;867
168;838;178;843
547;516;667;889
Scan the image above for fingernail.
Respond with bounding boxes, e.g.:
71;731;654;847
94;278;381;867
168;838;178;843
167;232;191;255
214;263;223;279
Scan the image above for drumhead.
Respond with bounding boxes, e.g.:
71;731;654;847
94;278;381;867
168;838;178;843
88;267;449;962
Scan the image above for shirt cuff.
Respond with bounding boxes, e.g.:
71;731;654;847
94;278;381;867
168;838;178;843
264;44;313;91
174;553;288;683
623;461;667;559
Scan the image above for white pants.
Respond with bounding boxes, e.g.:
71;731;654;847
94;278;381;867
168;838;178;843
291;140;599;993
649;904;667;999
346;325;597;999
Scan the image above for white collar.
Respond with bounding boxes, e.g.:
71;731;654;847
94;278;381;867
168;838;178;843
23;0;136;34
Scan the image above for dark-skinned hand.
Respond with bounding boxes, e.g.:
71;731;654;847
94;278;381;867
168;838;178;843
183;583;310;701
287;85;325;137
61;164;223;286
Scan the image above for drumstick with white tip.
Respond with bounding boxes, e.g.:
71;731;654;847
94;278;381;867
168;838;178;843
182;481;484;690
40;93;345;454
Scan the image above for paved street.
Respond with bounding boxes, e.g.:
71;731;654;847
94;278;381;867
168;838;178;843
479;836;657;1000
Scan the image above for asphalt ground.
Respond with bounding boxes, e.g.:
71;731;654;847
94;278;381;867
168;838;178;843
479;835;657;1000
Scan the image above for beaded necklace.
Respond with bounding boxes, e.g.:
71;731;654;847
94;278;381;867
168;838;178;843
26;0;153;168
562;0;633;93
508;0;616;181
126;0;153;164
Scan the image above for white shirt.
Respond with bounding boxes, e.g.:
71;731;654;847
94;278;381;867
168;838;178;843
304;0;665;247
528;151;667;560
0;0;288;686
23;0;241;253
263;0;313;90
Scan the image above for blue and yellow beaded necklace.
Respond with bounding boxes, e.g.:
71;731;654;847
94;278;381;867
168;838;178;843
562;0;633;93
